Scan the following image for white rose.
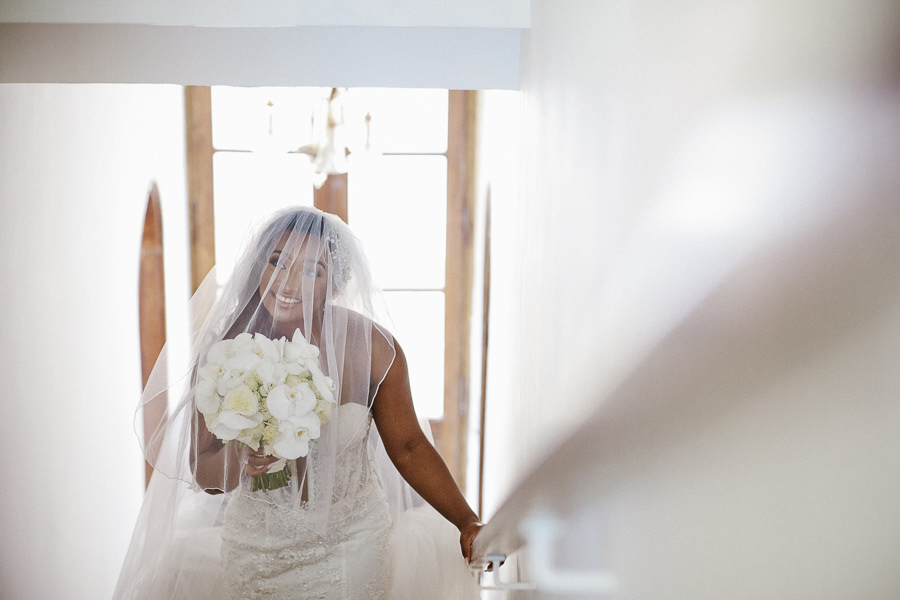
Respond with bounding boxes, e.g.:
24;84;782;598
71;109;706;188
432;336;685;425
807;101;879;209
284;373;303;387
235;421;265;451
222;384;259;416
315;395;332;423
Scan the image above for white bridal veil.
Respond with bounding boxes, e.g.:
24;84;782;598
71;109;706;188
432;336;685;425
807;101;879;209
114;207;478;599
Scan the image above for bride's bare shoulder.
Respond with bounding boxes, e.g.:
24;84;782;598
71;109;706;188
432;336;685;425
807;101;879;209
335;308;395;349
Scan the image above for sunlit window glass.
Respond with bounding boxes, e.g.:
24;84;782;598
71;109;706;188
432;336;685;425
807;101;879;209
351;88;448;154
384;291;445;419
348;155;447;290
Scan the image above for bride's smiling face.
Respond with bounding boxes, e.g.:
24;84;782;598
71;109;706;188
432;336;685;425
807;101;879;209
259;231;329;323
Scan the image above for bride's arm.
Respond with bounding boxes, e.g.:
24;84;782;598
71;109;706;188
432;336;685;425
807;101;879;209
371;339;483;562
190;409;242;493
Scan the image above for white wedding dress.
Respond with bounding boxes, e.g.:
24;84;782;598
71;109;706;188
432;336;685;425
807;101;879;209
145;404;479;600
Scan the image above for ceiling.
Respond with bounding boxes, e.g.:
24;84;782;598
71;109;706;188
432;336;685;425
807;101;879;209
0;0;529;88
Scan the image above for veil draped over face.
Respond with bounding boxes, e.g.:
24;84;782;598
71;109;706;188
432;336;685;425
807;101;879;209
114;206;420;598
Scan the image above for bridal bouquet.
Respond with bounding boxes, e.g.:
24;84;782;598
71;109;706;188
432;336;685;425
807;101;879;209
195;329;336;491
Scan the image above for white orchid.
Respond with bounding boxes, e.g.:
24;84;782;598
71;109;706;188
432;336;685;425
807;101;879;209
310;370;335;407
283;328;320;364
268;381;321;459
255;356;285;387
252;332;280;360
230;332;255;355
221;349;261;389
205;340;228;367
273;427;317;461
194;379;220;414
267;381;323;459
206;418;238;440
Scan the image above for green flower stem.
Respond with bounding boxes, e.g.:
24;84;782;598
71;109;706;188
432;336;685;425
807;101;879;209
250;464;292;492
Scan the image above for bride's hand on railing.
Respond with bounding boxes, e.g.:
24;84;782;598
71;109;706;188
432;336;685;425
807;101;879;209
460;521;484;564
461;521;504;571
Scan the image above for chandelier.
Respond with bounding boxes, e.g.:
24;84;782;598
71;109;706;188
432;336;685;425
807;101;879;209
295;87;375;188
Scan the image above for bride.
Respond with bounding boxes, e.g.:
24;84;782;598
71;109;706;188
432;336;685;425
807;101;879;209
115;207;487;599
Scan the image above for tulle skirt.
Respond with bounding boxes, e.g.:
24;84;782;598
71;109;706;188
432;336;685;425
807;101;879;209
133;489;480;599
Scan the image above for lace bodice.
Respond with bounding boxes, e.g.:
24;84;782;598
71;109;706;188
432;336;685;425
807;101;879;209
329;402;378;510
219;403;392;599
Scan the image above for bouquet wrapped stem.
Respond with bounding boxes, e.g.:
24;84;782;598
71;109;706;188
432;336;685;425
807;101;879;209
251;462;292;492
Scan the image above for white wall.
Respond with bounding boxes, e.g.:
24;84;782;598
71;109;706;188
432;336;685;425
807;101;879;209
482;0;900;515
482;0;650;511
0;84;188;599
479;0;900;596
